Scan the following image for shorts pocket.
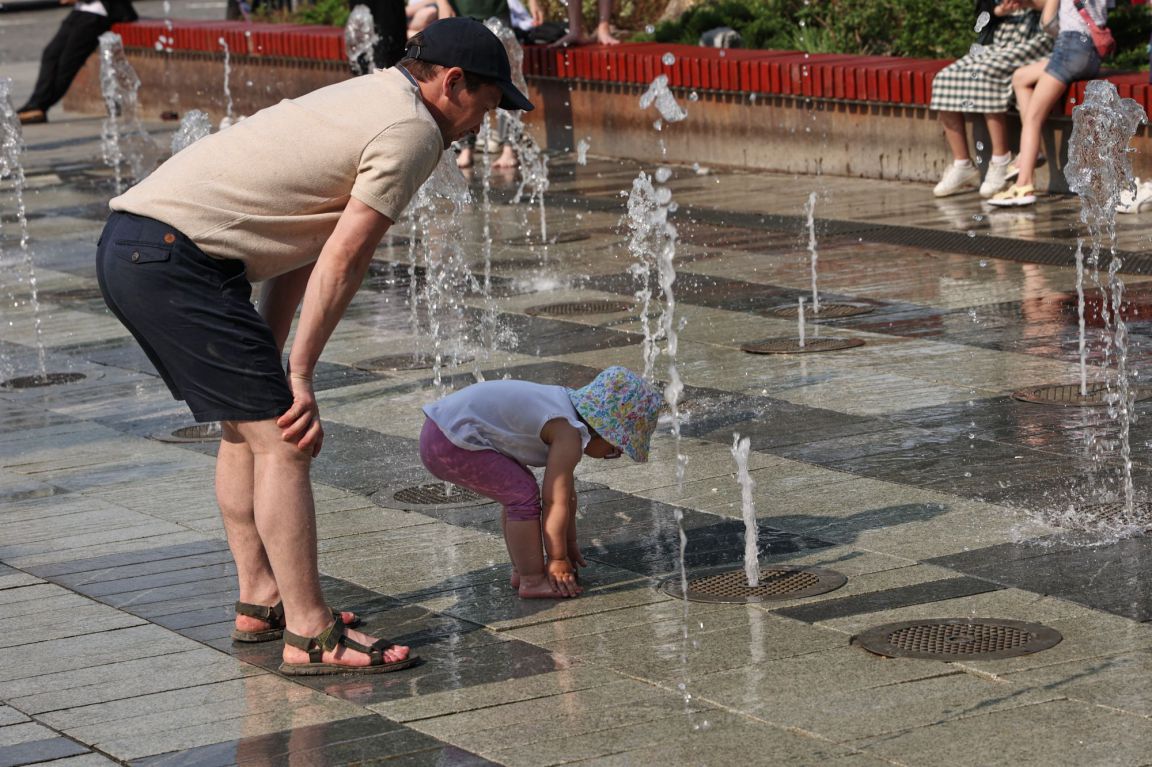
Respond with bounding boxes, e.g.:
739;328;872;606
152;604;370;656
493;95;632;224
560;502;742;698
115;241;172;264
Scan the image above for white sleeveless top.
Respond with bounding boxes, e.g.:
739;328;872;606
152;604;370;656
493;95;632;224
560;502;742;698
422;380;591;467
1059;0;1107;35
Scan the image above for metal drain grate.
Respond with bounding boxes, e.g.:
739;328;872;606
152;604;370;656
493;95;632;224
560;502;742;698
151;422;222;443
1;372;86;389
659;565;847;604
853;618;1062;660
1055;501;1152;530
504;231;591;246
390;482;488;508
1012;383;1152;407
741;337;866;354
767;303;876;319
525;300;634;317
352;353;470;372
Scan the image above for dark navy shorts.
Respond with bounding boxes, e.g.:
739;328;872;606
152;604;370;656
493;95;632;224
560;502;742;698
96;211;294;423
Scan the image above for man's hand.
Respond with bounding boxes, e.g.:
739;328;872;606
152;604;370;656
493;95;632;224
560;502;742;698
277;372;324;456
546;558;581;597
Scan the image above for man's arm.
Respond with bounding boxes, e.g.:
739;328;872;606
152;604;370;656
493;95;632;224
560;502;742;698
277;197;393;452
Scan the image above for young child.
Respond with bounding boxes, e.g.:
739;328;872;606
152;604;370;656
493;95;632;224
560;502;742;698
419;367;663;598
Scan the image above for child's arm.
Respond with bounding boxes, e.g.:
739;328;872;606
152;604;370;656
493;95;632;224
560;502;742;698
540;419;585;594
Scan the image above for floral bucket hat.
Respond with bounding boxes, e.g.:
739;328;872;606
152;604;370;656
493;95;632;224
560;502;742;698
568;366;664;462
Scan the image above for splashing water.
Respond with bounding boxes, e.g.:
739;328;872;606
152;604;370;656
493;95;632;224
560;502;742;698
731;433;759;587
797;296;806;348
99;32;159;193
639;75;688;123
576;137;590;165
1075;239;1087;396
345;5;380;75
1064;79;1147;522
804;191;820;314
408;153;476;389
170;110;212;155
218;38;235;129
0;78;46;378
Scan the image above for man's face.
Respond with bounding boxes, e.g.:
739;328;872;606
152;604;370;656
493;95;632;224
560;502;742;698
440;73;503;146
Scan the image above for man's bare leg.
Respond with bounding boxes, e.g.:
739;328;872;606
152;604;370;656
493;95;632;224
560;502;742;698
227;418;409;667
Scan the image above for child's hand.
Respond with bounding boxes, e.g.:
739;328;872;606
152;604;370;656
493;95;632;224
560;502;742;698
546;558;582;597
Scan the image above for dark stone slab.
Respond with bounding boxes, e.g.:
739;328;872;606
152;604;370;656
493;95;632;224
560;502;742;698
774;576;1004;623
928;537;1152;621
49;549;236;588
130;715;498;767
21;539;229;578
0;737;89;767
71;562;237;598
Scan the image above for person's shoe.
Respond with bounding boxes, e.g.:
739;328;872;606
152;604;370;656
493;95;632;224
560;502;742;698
1116;179;1152;214
17;109;46;125
980;156;1013;198
933;163;979;197
988;183;1037;207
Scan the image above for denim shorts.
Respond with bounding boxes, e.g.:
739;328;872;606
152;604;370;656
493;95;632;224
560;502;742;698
96;211;293;423
1045;31;1100;84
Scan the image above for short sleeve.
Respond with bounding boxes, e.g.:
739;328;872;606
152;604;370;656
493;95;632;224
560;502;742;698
351;117;443;222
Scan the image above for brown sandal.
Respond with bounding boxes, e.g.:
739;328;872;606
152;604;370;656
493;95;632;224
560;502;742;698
231;601;362;643
278;620;419;676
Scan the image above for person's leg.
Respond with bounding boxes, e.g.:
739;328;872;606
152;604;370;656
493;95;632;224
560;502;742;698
1014;72;1067;189
594;0;618;45
985;112;1011;158
1011;59;1047;136
229;417;410;666
32;12;108;114
939;110;969;162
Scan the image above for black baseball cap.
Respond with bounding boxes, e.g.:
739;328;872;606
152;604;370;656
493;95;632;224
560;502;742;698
404;17;534;112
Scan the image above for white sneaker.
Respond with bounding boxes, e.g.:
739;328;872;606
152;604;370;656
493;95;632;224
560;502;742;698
1117;178;1152;214
980;156;1013;198
934;164;980;197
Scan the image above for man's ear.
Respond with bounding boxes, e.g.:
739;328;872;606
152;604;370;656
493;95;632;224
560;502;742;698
441;66;465;95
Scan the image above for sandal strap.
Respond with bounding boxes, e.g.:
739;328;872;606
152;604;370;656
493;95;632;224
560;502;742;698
235;600;285;627
284;620;345;663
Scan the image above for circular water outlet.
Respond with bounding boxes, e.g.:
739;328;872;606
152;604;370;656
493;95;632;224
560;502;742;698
659;565;847;604
741;337;865;355
151;422;222;443
385;482;490;510
852;618;1062;660
1012;383;1152;407
525;300;634;317
1;372;86;389
1050;501;1152;532
767;303;875;319
351;353;471;372
504;231;590;246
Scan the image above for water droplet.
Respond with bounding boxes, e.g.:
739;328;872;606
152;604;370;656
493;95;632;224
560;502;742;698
964;471;972;477
662;52;676;66
975;141;984;151
645;24;655;33
967;231;976;238
979;259;988;267
688;91;699;102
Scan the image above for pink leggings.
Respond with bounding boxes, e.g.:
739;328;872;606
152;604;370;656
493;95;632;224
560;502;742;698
419;418;541;521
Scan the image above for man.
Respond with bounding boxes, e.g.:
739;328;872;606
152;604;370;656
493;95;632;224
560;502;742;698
96;17;533;675
17;0;138;125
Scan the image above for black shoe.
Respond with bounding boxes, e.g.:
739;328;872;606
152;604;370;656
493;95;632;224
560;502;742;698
17;109;47;125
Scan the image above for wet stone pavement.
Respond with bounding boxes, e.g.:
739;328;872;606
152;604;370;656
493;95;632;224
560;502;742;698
10;115;1152;767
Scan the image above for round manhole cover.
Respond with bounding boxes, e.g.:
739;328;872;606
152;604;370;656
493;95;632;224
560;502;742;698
767;303;875;319
659;565;847;604
352;353;471;372
853;618;1062;660
525;300;634;317
1;372;86;389
388;482;490;509
1012;384;1152;407
741;338;866;354
151;422;222;443
504;231;590;246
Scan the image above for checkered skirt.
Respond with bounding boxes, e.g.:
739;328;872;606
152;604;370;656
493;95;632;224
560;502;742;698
929;14;1055;113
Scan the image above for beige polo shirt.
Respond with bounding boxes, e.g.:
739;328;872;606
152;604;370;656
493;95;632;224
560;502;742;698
111;67;443;282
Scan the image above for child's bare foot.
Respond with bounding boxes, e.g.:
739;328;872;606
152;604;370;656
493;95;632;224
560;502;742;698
549;31;591;47
456;146;474;168
595;22;620;45
492;144;519;169
518;573;580;599
281;625;411;668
